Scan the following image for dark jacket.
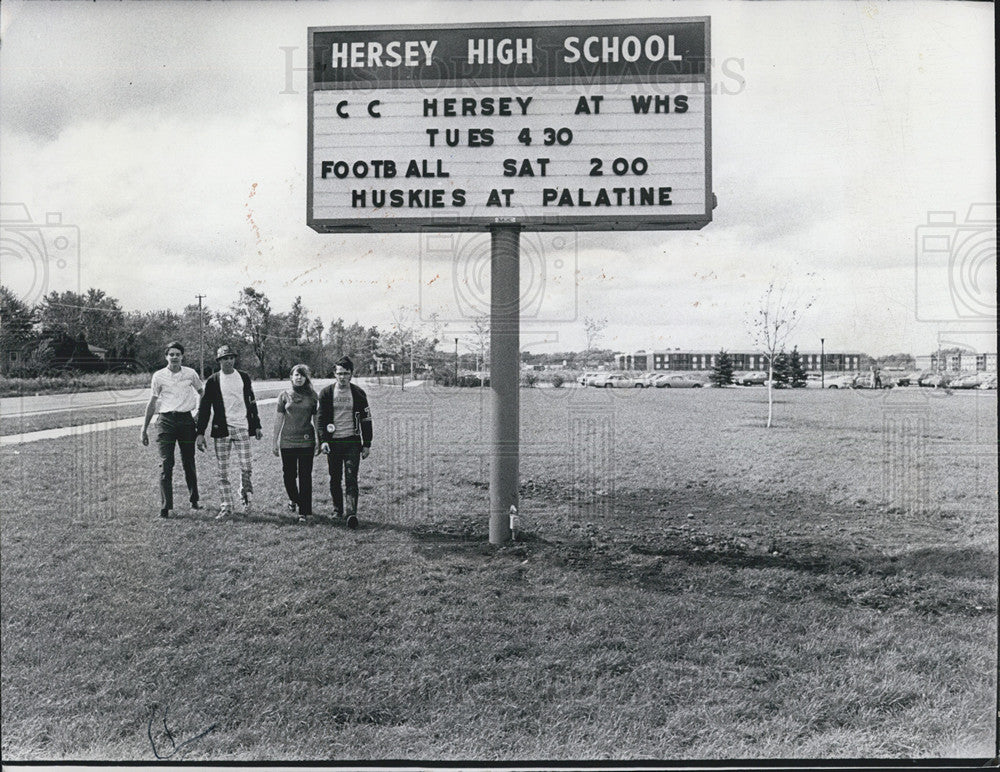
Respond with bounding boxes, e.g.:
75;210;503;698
317;382;373;447
196;370;262;439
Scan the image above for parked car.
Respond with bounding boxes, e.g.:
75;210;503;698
826;374;858;389
577;371;601;386
591;372;632;388
979;374;997;390
887;371;919;387
949;373;986;389
733;371;768;386
654;373;706;388
632;372;660;388
918;372;952;388
853;371;892;389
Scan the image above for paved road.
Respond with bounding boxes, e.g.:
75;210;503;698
0;378;384;445
0;379;347;419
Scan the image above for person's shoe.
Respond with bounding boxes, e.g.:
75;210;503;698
346;515;359;530
190;501;201;511
215;508;231;521
287;501;297;514
297;515;307;524
333;509;344;520
242;491;253;516
160;508;170;518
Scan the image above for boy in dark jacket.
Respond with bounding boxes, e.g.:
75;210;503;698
196;345;263;518
317;356;373;528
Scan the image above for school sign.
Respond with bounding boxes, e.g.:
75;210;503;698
307;18;713;232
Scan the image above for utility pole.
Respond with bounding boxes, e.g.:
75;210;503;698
196;294;206;378
454;337;459;385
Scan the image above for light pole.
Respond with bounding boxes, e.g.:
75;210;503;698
820;337;825;388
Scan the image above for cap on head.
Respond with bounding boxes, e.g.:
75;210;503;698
335;356;354;372
215;345;236;361
165;341;185;355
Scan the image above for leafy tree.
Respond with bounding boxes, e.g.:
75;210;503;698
230;287;272;376
123;309;182;370
581;348;616;367
37;288;128;356
176;302;227;377
328;321;380;376
0;285;39;375
287;296;308;344
710;349;734;386
789;346;808;388
772;350;791;388
306;316;325;374
877;353;916;369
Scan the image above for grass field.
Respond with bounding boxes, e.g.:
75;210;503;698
1;385;996;760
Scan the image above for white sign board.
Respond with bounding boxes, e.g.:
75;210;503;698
308;19;712;232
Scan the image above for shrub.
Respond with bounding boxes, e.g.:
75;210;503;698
710;350;735;387
551;373;565;388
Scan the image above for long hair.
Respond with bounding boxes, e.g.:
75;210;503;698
290;363;317;398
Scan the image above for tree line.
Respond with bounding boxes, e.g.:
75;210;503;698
0;285;458;380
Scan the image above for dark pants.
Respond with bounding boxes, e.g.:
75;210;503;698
326;438;361;516
157;412;198;511
281;447;314;517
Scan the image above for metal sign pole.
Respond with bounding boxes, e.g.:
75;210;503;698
489;225;520;544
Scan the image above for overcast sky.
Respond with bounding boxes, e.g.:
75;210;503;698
1;0;995;358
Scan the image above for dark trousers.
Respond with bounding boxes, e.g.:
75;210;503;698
157;412;198;511
281;447;314;517
326;438;361;515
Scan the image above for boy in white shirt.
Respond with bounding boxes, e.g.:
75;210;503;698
140;341;204;518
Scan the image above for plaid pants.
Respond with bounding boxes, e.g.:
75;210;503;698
213;425;253;511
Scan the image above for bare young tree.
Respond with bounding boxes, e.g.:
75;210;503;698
583;315;608;352
749;282;813;428
388;305;418;388
470;313;490;377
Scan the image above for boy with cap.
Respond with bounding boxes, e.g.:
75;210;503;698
317;356;373;528
196;345;263;519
